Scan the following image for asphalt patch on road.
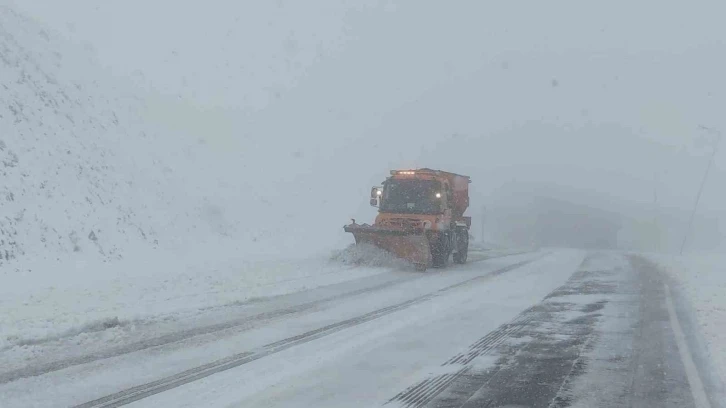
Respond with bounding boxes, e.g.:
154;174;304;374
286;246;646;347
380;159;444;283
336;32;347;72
388;254;617;408
388;252;705;408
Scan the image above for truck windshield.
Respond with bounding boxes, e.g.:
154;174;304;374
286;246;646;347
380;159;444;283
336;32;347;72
380;179;442;214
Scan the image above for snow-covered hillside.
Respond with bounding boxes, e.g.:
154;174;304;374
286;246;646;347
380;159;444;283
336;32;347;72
0;4;382;351
1;2;363;270
1;5;194;267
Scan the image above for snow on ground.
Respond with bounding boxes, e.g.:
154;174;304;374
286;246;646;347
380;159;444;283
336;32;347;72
0;250;573;408
649;251;726;387
1;238;519;372
0;243;402;353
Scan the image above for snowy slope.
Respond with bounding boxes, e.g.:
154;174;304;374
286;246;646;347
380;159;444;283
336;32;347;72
0;5;391;352
1;2;370;270
1;5;195;267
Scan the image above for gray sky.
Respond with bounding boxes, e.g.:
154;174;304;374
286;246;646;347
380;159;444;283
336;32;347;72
12;0;726;248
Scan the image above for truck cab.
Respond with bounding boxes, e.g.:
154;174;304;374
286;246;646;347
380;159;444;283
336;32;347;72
353;169;471;270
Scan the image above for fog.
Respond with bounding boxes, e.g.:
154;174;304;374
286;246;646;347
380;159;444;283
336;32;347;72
12;0;725;252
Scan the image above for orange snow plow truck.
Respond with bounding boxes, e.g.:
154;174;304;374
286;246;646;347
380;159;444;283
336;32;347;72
344;168;471;271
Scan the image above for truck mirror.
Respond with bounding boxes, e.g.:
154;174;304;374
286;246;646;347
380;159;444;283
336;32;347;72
370;187;382;207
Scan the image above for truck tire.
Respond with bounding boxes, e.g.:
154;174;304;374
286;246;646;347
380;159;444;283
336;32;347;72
453;229;469;264
432;248;447;268
431;233;450;268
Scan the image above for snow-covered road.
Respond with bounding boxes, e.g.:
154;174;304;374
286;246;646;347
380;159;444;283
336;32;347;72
1;250;722;407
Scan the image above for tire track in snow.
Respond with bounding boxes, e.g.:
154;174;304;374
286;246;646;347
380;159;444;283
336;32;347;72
0;274;412;384
1;251;534;385
388;307;545;408
73;256;543;408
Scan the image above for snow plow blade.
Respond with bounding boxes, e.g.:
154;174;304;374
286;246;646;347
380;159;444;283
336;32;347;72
343;223;432;270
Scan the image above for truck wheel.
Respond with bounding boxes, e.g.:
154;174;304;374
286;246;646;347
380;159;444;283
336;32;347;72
453;229;469;264
431;234;449;268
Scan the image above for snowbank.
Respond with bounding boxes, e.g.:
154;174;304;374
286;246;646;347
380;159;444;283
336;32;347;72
649;252;726;387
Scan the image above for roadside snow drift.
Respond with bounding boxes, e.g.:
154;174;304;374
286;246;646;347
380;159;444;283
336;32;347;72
651;252;726;391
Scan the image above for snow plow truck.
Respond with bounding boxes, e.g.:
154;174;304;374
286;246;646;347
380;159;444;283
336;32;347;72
344;169;471;271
